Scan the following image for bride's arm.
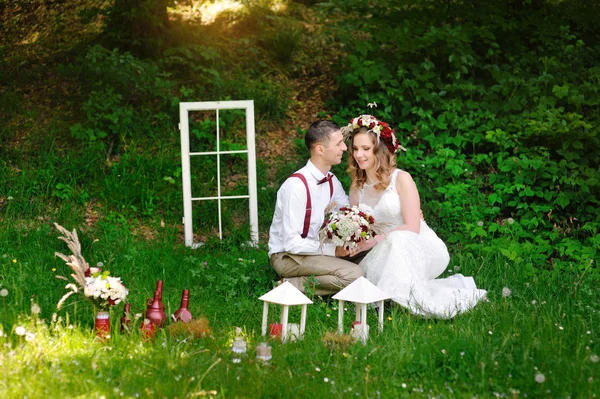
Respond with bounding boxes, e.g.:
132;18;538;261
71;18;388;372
349;188;359;206
394;170;421;233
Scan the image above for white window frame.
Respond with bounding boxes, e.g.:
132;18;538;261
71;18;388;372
179;100;258;248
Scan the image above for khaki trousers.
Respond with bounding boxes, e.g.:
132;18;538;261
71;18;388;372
270;252;364;296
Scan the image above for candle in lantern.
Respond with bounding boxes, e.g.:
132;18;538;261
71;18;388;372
269;323;282;338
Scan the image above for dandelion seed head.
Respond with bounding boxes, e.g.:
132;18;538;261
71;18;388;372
441;349;447;354
591;354;599;363
31;304;41;314
0;288;8;297
507;217;515;224
535;373;546;383
502;287;511;297
324;377;329;383
15;326;26;336
587;330;591;335
402;383;407;388
25;332;35;342
477;221;484;227
460;351;465;357
531;300;537;305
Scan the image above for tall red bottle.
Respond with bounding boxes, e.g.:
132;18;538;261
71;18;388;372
145;289;167;327
172;289;193;323
147;280;165;311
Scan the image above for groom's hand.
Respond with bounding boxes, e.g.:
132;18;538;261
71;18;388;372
335;246;351;257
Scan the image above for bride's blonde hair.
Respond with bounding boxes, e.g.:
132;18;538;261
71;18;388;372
347;128;397;190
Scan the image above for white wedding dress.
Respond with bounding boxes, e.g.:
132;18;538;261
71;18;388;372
358;169;487;319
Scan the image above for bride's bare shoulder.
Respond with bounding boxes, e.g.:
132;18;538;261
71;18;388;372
395;169;414;181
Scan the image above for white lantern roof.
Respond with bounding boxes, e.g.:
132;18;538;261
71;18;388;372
259;281;313;305
332;277;391;303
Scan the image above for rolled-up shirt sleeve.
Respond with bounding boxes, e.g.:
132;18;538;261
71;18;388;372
279;179;336;256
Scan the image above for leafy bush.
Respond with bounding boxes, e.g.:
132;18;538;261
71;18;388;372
62;45;178;152
326;0;599;273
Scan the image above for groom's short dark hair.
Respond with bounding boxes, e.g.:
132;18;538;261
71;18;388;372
305;120;340;152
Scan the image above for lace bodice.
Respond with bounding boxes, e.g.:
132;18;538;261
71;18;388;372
358;169;404;233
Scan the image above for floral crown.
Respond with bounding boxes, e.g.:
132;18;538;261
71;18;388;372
341;114;404;154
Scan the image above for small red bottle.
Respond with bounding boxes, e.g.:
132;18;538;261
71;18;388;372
120;303;132;333
172;289;193;323
145;289;167;327
140;318;156;340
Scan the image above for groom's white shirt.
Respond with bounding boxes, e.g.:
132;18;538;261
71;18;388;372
268;160;349;257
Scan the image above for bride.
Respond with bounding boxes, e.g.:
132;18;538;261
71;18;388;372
342;115;487;319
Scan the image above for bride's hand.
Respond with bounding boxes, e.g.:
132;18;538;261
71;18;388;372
349;236;381;257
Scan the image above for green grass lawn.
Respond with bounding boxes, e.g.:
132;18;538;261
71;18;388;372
1;223;598;398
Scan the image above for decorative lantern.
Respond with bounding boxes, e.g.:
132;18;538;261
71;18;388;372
258;282;313;343
332;277;391;344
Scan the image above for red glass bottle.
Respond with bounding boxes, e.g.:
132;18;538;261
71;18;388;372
145;289;167;327
140;318;156;340
172;289;193;323
147;280;165;311
120;303;132;334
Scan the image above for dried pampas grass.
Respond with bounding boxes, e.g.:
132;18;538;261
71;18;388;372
167;317;212;339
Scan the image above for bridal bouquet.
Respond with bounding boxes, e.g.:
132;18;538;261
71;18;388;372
319;206;380;250
54;223;128;311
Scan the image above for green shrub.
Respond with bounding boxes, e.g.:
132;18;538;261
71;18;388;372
327;0;600;273
61;45;178;152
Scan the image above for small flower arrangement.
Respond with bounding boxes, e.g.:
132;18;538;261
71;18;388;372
318;206;380;250
54;223;128;311
83;267;129;310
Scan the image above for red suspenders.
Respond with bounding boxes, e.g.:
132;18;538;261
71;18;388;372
290;173;333;238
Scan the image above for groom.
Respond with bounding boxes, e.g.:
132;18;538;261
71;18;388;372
268;120;364;295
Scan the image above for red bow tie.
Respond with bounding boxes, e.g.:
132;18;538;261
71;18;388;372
317;174;333;185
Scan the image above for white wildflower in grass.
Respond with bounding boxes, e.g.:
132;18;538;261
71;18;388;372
25;332;35;342
323;377;329;383
587;330;591;335
535;373;546;383
488;330;493;335
591;354;599;363
507;217;515;224
531;300;537;305
460;351;465;357
0;288;8;297
31;303;41;314
315;367;321;372
441;349;447;354
558;325;564;331
477;221;484;227
14;326;26;336
502;287;511;297
402;383;407;389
